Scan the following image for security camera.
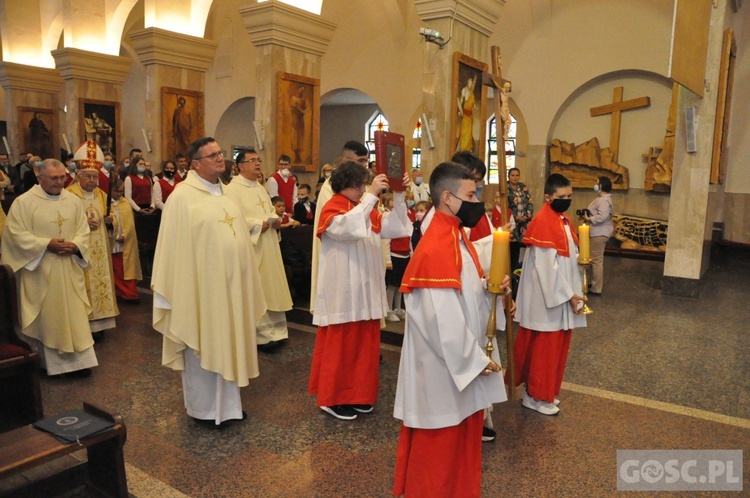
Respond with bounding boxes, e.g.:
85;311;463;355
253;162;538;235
419;27;446;49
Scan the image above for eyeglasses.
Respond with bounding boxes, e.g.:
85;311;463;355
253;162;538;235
239;158;261;164
194;151;225;161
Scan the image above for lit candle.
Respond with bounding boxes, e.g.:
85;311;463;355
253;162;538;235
489;228;510;291
578;223;590;262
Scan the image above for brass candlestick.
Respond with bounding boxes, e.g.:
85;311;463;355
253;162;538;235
578;258;594;315
485;284;517;400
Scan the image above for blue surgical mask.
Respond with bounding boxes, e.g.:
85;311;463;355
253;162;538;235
406;200;415;208
137;166;146;174
415;177;423;186
104;160;114;170
68;163;77;172
35;161;43;168
594;184;601;193
475;185;484;199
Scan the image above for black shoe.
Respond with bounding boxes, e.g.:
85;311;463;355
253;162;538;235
482;426;496;442
350;404;374;414
257;342;278;353
588;291;601;296
192;417;224;429
92;331;105;343
241;410;248;420
320;405;357;420
66;368;92;378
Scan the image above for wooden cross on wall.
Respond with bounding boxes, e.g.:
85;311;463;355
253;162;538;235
590;86;650;164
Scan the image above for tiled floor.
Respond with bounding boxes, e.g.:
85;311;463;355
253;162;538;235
5;249;750;497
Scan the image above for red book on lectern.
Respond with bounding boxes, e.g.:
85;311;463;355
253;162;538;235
374;130;406;192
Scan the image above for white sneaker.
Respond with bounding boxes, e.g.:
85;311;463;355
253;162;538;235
554;398;561;406
385;311;400;322
521;390;560;416
394;308;406;319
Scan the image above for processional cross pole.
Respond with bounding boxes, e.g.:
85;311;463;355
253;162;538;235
482;45;516;400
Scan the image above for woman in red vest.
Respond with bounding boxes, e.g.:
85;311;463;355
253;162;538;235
124;157;155;213
153;160;178;210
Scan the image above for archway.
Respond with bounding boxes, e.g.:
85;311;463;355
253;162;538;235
319;87;379;167
214;97;256;161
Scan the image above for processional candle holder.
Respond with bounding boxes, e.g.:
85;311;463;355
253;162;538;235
577;257;594;315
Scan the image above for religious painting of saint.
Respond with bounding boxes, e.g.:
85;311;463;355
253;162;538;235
161;87;204;162
450;52;488;161
79;99;120;159
276;72;319;172
17;107;58;161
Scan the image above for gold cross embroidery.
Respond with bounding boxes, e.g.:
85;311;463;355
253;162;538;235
51;210;69;236
219;208;237;237
256;197;267;211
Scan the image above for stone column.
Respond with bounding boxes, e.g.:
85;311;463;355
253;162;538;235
51;48;132;154
0;62;63;160
128;28;217;164
414;0;502;177
662;0;730;297
240;0;336;183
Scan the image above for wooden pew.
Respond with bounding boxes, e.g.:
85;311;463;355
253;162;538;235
0;402;128;498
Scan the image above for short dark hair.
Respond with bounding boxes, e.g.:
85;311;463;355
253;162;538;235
278;154;291;163
429;161;475;208
508;167;520;176
271;196;285;205
298;183;311;192
188;137;216;161
129;148;142;157
342;140;369;157
235;148;256;164
175;153;187;161
598;176;612;192
544;173;571;196
330;160;368;193
450;151;486;180
161;160;176;170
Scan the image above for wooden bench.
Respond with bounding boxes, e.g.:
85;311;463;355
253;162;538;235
0;402;128;498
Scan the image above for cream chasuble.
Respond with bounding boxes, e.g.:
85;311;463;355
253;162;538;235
67;183;119;330
225;175;293;312
152;171;266;386
1;186;94;354
111;197;142;280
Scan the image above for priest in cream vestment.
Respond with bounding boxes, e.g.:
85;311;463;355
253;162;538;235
67;141;119;333
225;148;293;351
2;159;98;376
152;137;266;425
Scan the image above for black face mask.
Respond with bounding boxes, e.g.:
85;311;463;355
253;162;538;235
550;198;572;213
299;196;308;203
449;193;486;228
164;170;175;178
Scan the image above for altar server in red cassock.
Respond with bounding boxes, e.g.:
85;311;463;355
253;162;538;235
309;161;411;421
513;173;587;416
393;161;509;498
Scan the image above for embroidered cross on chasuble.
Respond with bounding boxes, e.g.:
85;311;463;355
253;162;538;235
219;208;238;236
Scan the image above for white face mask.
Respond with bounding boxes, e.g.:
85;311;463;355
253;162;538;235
280;168;290;178
594;184;601;193
324;171;331;179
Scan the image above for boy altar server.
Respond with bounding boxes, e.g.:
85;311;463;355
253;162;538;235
309;161;411;421
393;161;510;497
513;173;587;416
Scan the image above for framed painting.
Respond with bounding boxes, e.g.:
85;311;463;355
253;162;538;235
17;106;58;160
161;87;205;161
79;99;120;159
276;72;320;172
374;130;406;192
450;52;488;161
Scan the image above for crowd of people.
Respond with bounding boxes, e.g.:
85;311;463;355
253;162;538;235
0;134;616;497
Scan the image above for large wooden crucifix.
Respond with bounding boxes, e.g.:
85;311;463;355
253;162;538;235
590;86;650;164
482;45;516;401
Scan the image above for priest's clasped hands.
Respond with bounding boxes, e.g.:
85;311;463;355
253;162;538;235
47;239;79;256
